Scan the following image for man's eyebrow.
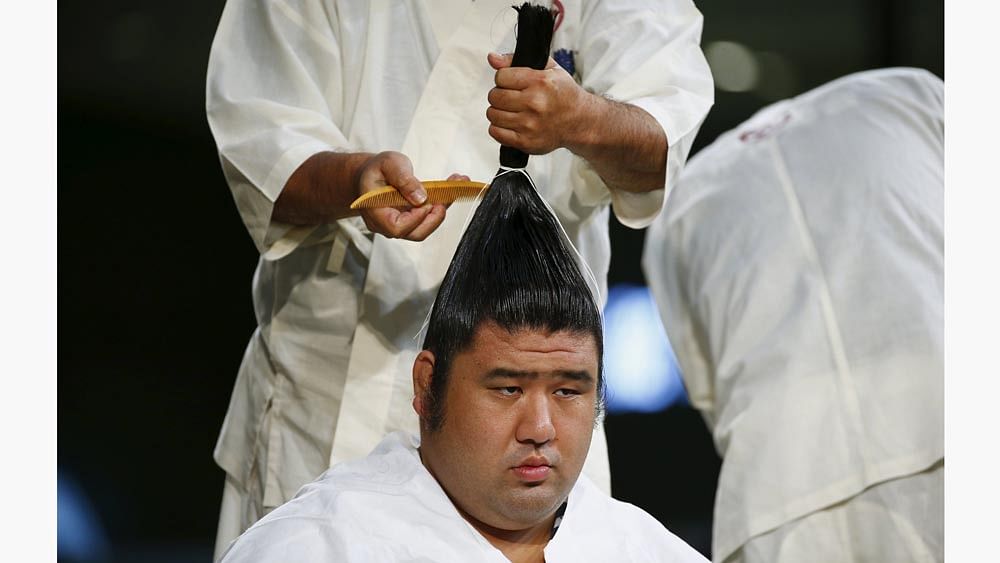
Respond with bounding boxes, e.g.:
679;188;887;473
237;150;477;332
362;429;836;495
483;368;594;383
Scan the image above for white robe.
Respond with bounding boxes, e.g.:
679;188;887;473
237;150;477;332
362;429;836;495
219;432;710;563
205;0;714;538
641;68;943;562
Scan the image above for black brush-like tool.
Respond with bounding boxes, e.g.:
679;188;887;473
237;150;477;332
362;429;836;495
498;3;557;170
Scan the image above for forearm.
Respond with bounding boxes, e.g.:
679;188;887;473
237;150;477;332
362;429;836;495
272;151;375;224
564;94;668;194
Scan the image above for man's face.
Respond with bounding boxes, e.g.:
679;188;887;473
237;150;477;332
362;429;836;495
414;321;599;532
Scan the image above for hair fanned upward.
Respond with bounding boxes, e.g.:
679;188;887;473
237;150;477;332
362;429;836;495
420;3;604;431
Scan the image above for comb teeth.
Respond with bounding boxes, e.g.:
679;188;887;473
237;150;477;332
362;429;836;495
349;180;489;210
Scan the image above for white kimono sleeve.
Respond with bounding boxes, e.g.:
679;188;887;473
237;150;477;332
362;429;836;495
573;0;714;228
206;0;349;256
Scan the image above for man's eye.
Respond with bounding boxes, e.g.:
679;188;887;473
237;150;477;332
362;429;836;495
497;387;520;396
555;388;581;397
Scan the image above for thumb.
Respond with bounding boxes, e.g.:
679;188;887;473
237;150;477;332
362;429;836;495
487;52;513;70
381;155;427;206
392;174;427;207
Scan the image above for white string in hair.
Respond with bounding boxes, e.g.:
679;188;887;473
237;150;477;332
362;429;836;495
517;169;606;326
496;164;528;174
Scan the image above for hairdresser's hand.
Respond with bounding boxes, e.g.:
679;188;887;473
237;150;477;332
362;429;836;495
357;152;466;241
486;52;593;155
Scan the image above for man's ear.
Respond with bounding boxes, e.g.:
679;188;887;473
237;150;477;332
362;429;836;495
412;350;435;417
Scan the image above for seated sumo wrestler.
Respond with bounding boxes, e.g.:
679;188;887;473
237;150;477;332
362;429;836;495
219;197;707;562
220;313;706;561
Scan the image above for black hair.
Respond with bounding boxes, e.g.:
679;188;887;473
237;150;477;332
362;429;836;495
420;3;604;431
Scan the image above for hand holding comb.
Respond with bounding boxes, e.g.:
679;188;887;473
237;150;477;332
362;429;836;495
349;180;488;213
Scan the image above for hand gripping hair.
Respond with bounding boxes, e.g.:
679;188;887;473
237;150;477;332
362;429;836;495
419;3;605;432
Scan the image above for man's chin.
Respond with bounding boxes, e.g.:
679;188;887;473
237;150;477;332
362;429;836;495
489;482;568;526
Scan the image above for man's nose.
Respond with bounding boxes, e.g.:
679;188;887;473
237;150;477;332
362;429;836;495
515;393;556;445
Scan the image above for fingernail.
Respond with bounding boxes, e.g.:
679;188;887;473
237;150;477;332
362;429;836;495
414;189;427;205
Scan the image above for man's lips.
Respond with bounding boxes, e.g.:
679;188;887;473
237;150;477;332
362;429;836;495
512;456;552;482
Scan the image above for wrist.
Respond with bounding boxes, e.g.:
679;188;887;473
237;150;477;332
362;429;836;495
355;153;378;196
563;91;608;160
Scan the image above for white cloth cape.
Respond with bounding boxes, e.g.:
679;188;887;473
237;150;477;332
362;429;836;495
219;432;709;562
642;68;943;562
205;0;714;517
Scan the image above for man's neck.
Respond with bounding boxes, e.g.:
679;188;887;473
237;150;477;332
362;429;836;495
417;446;555;562
459;508;554;563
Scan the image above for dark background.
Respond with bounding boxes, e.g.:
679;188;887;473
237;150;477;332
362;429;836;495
58;1;943;560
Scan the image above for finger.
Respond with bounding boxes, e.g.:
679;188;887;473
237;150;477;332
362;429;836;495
488;124;522;150
494;67;540;90
361;207;400;236
392;204;434;237
405;204;447;241
391;204;436;239
446;173;471;182
364;205;431;238
487;52;513;70
486;106;523;130
487;87;528;112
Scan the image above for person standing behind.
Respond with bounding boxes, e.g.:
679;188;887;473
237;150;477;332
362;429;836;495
643;68;943;562
206;0;713;558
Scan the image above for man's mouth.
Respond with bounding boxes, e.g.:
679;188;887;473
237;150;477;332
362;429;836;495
512;456;552;482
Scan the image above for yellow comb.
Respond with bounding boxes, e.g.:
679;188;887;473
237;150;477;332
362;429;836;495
349;180;489;211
